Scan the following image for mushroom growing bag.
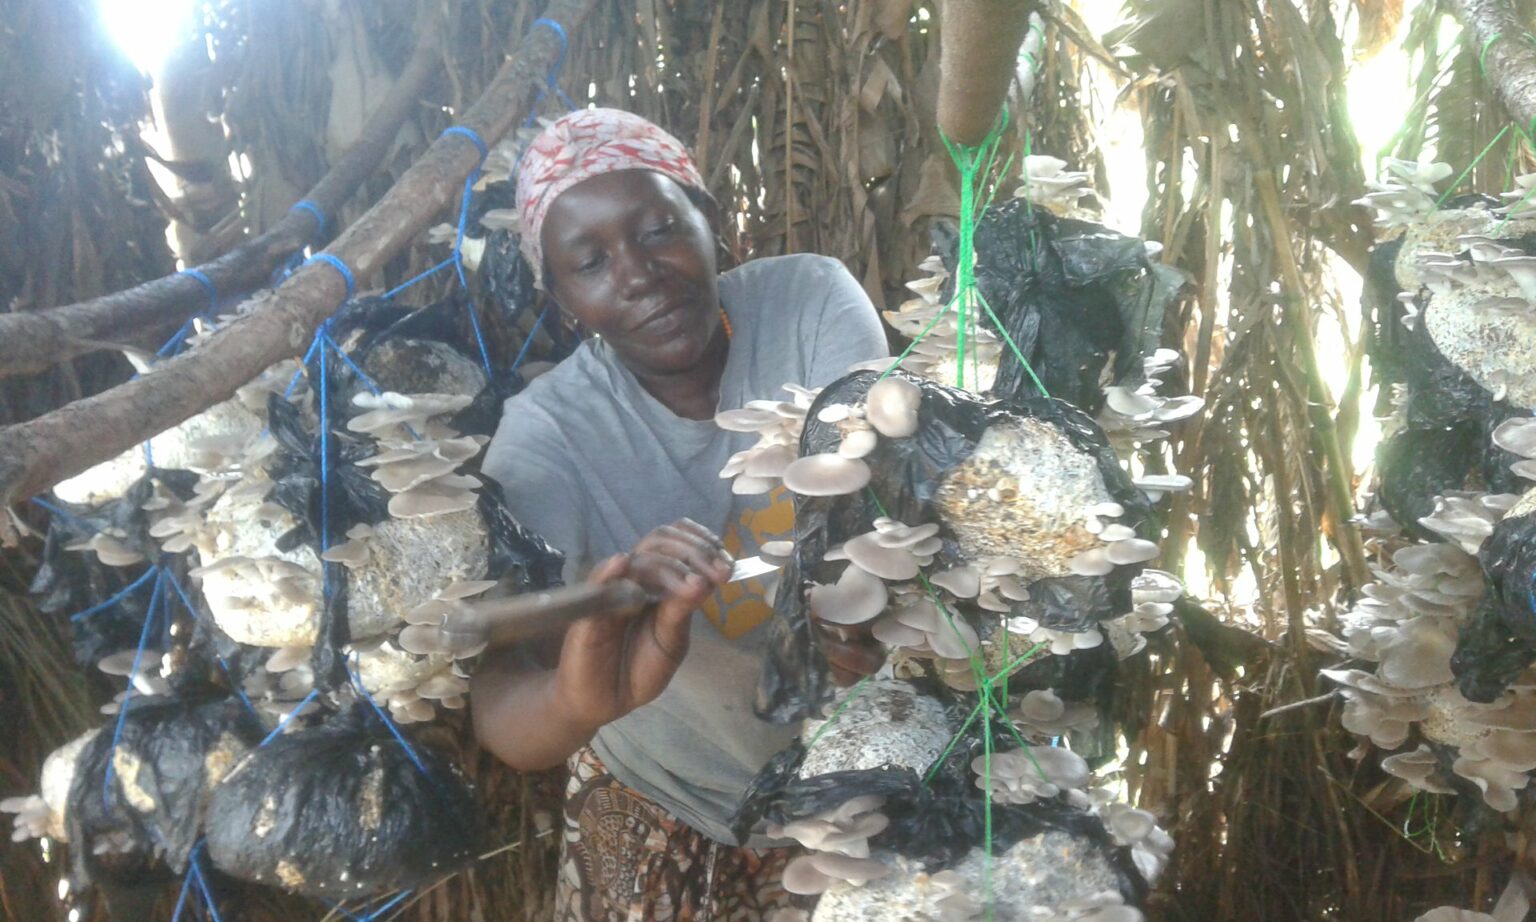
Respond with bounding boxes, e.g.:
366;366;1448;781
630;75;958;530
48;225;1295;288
203;706;488;898
755;371;1152;724
65;694;263;886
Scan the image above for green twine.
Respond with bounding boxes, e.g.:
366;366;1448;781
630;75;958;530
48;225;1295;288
1399;792;1452;862
1479;31;1536;76
802;673;876;753
939;109;1011;390
1436;123;1510;207
1480;32;1503;75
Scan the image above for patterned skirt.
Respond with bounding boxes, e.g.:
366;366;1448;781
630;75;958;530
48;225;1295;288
553;747;809;922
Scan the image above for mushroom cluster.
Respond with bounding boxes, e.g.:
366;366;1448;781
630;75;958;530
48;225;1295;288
0;728;99;843
879;256;1002;392
1319;527;1536;811
716;384;821;495
974;745;1091;805
1095;349;1205;448
1015;155;1093;212
1325;170;1536;815
1353;157;1451;230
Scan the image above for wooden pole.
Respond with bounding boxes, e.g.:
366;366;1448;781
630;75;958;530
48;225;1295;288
936;0;1036;145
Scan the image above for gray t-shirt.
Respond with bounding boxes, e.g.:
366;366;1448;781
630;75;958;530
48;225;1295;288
481;253;888;843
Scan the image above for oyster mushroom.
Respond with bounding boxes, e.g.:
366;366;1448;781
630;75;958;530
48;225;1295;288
976;746;1091;804
782;853;890;895
1012;690;1100;739
810;833;1138;922
1381;745;1455;795
783;454;872;497
864;376;922;438
808;564;889;625
1419;493;1515;554
838;520;941;581
1098;802;1174;884
0;728;100;842
768;794;889;858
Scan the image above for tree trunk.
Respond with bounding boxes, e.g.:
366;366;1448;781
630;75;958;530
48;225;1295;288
1452;0;1536;133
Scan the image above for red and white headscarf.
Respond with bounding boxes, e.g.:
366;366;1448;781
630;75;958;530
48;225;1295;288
516;108;705;284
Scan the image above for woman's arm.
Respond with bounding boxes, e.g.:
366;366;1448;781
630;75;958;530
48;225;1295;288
471;521;733;771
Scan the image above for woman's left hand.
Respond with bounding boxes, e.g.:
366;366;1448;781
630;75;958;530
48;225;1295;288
813;618;885;686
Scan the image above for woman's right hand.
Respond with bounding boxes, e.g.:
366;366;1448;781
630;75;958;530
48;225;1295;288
550;519;733;732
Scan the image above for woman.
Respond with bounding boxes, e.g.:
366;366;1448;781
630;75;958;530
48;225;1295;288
474;109;889;921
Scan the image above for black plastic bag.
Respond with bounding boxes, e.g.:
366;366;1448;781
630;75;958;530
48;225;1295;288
1453;500;1536;701
203;706;489;898
477;479;566;593
1376;425;1484;540
934;200;1178;411
66;693;264;886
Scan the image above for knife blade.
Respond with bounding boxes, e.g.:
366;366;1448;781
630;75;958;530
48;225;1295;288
728;555;781;583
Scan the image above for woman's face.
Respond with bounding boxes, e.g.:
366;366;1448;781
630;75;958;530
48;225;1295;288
541;170;723;379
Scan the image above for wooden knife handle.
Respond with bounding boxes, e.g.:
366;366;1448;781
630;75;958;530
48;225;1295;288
441;580;650;651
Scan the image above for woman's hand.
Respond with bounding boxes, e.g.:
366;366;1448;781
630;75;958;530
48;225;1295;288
550;519;733;731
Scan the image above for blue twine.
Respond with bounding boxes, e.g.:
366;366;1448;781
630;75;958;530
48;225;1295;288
509;304;551;373
172;863;198;921
257;688;321;748
189;845;225;922
328;888;414;922
272;247;308;288
464;298;494;374
306;254;357;301
291;199;327;239
153;269;222;357
179;268;218;309
319;335;332;569
103;567;165;804
349;659;431;778
69;566;158;622
364;889;414;920
28;495;92;530
441;126;489;165
530;18;578;111
282;334;326;399
382;256;456;299
512;18;581;175
321;331;385;396
444;164;495;374
325;900;366;922
383;127;495;375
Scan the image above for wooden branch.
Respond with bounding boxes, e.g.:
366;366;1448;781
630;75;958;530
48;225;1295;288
0;0;598;540
936;0;1037;145
1452;0;1536;132
0;11;444;381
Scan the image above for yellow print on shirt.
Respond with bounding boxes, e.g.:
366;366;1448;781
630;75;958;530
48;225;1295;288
702;487;795;640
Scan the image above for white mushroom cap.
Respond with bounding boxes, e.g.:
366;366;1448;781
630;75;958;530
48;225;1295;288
864;377;922;439
782;454;872;496
783;855;836;895
809;565;889;625
842;533;921;581
1381;745;1455;794
838;428;879;459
